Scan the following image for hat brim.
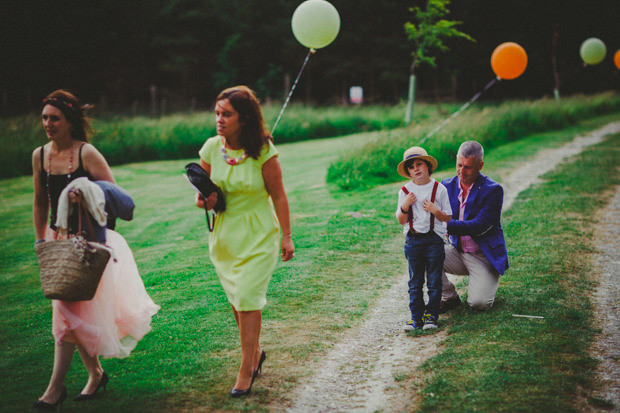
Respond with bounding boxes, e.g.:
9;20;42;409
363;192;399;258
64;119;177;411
397;155;438;178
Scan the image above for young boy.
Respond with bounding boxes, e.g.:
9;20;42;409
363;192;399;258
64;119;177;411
396;146;452;331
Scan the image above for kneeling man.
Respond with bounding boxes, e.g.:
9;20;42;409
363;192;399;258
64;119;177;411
441;141;509;311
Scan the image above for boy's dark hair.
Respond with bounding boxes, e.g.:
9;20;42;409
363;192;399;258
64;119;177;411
404;159;433;175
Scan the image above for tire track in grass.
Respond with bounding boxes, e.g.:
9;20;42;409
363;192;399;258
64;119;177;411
284;122;620;412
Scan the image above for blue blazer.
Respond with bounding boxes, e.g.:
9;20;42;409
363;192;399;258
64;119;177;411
76;181;135;243
441;173;509;275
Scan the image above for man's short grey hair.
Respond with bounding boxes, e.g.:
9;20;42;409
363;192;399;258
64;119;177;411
457;141;484;162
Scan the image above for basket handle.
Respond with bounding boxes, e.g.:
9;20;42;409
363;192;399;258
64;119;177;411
75;194;97;240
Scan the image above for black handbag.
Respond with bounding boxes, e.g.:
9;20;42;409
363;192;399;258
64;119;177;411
185;162;226;231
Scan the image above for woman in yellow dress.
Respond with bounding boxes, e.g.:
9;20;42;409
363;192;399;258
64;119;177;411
194;86;294;397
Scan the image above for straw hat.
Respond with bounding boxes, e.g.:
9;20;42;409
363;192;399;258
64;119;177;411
397;146;438;178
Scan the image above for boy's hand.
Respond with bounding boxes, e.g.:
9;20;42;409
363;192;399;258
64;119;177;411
423;199;438;214
402;192;417;210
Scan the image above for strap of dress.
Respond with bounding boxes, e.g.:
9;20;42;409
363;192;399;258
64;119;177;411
78;142;85;170
40;143;85;172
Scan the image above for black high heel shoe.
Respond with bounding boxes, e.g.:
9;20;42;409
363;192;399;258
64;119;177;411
230;350;267;398
33;387;67;411
74;371;109;402
230;373;255;398
253;350;266;378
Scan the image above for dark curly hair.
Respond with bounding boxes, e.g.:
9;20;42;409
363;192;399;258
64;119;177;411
42;89;92;142
216;86;272;159
404;159;433;175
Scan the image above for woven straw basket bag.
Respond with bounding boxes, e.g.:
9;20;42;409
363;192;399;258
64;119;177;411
35;199;111;301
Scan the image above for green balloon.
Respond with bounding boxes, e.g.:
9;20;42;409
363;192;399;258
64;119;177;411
580;37;607;65
291;0;340;49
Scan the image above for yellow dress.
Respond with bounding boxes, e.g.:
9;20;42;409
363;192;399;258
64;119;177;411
199;136;280;311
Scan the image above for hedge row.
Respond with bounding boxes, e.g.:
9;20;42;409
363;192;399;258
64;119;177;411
326;92;620;191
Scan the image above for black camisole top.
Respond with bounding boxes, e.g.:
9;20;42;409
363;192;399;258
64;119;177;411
39;143;92;231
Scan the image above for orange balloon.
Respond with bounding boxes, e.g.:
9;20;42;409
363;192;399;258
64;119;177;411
491;42;528;80
615;49;620;70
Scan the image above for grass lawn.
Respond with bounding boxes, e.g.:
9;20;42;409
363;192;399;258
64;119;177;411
0;114;618;412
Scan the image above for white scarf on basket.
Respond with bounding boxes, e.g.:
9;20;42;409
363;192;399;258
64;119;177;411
55;177;107;231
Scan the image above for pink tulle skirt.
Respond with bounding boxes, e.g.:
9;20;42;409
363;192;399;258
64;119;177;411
46;228;160;359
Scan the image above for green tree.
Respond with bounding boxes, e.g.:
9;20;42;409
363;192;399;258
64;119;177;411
404;0;473;124
317;0;411;103
150;0;222;104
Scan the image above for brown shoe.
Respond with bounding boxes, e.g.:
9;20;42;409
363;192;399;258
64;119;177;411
439;296;461;314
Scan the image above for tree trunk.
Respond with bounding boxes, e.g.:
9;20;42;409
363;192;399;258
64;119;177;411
551;23;561;101
405;74;416;125
405;56;418;125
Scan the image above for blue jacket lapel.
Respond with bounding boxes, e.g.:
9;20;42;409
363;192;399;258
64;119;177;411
450;179;460;219
463;174;485;219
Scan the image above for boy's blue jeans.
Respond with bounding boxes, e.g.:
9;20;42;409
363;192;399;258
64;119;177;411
404;232;445;321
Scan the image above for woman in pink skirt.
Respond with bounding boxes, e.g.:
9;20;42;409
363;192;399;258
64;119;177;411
32;90;159;410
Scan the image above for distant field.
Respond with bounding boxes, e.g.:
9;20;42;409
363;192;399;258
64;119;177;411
5;93;618;183
0;102;458;179
327;91;620;190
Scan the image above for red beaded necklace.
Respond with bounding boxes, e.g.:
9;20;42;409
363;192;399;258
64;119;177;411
46;144;74;205
220;136;248;165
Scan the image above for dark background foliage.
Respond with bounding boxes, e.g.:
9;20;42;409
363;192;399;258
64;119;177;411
1;0;618;115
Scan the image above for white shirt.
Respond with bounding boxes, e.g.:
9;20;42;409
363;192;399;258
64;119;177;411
397;179;452;237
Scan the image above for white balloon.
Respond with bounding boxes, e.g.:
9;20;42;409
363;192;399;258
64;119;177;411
291;0;340;49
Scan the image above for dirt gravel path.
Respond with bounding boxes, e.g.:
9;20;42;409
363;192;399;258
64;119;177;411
284;122;620;412
584;185;620;412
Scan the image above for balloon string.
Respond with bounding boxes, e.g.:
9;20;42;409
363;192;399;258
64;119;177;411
420;77;498;144
271;48;315;136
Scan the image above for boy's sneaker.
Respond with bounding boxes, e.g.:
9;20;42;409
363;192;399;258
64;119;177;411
422;313;438;330
404;319;423;332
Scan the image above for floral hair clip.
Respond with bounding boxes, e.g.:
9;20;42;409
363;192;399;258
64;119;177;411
42;97;80;113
